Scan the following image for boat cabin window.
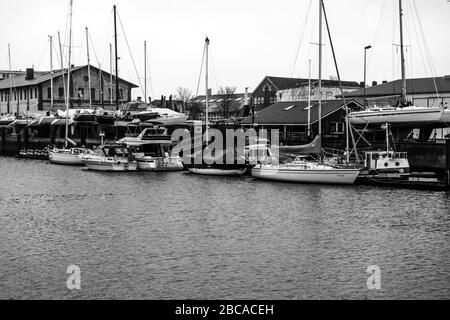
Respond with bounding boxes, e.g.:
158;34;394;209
104;147;129;157
142;144;161;157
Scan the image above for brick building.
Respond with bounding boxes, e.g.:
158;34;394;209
252;76;360;111
0;65;138;115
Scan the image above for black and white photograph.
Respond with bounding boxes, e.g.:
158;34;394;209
0;0;449;309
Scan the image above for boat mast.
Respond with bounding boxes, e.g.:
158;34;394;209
399;0;407;105
144;41;147;103
205;37;210;142
385;122;390;153
7;44;12;114
86;27;92;108
65;0;73;148
308;59;311;137
58;31;67;110
114;5;119;109
318;0;322;142
321;0;355;163
49;35;54;110
99;63;104;108
110;43;113;105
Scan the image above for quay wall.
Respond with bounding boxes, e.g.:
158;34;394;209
447;140;450;185
397;141;448;174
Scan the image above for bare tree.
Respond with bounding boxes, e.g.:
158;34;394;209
175;87;193;113
216;86;240;119
185;100;203;120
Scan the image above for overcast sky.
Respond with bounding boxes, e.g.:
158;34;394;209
0;0;449;99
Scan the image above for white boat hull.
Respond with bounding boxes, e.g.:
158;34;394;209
147;116;189;125
251;166;360;185
187;167;247;176
82;160;138;172
137;158;184;171
48;150;83;165
349;107;443;125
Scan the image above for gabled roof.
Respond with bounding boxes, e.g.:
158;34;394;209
341;76;450;98
239;99;362;125
254;76;360;92
0;65;138;90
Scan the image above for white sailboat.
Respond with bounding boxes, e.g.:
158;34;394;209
184;37;247;176
251;0;361;185
348;0;445;126
48;1;90;166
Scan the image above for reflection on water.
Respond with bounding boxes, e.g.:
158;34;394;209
0;157;449;299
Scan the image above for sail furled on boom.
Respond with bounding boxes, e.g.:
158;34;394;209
278;135;322;155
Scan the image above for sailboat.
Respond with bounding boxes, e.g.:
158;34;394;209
251;0;361;185
48;0;91;165
184;37;247;176
348;0;446;126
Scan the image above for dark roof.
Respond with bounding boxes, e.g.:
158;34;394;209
341;77;450;98
256;76;360;92
240;99;361;125
0;65;138;90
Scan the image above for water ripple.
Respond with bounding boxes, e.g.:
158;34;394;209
0;158;449;299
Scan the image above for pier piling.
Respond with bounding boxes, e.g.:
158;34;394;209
446;139;450;186
24;127;29;151
16;132;22;155
1;128;5;155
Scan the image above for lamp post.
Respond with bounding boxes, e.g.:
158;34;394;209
364;45;372;108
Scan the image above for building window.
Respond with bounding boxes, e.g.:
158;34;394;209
90;88;95;101
59;87;64;98
24;89;27;100
35;88;38;99
77;88;84;98
20;90;23;101
30;88;33;100
120;89;124;100
108;88;112;99
47;87;51;99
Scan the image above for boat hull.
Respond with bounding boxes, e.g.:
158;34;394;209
251;166;360;185
137;158;184;172
187;167;247;176
349;108;443;125
82;160;138;172
48;150;84;165
145;116;189;125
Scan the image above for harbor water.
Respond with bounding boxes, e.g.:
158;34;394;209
0;157;449;300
